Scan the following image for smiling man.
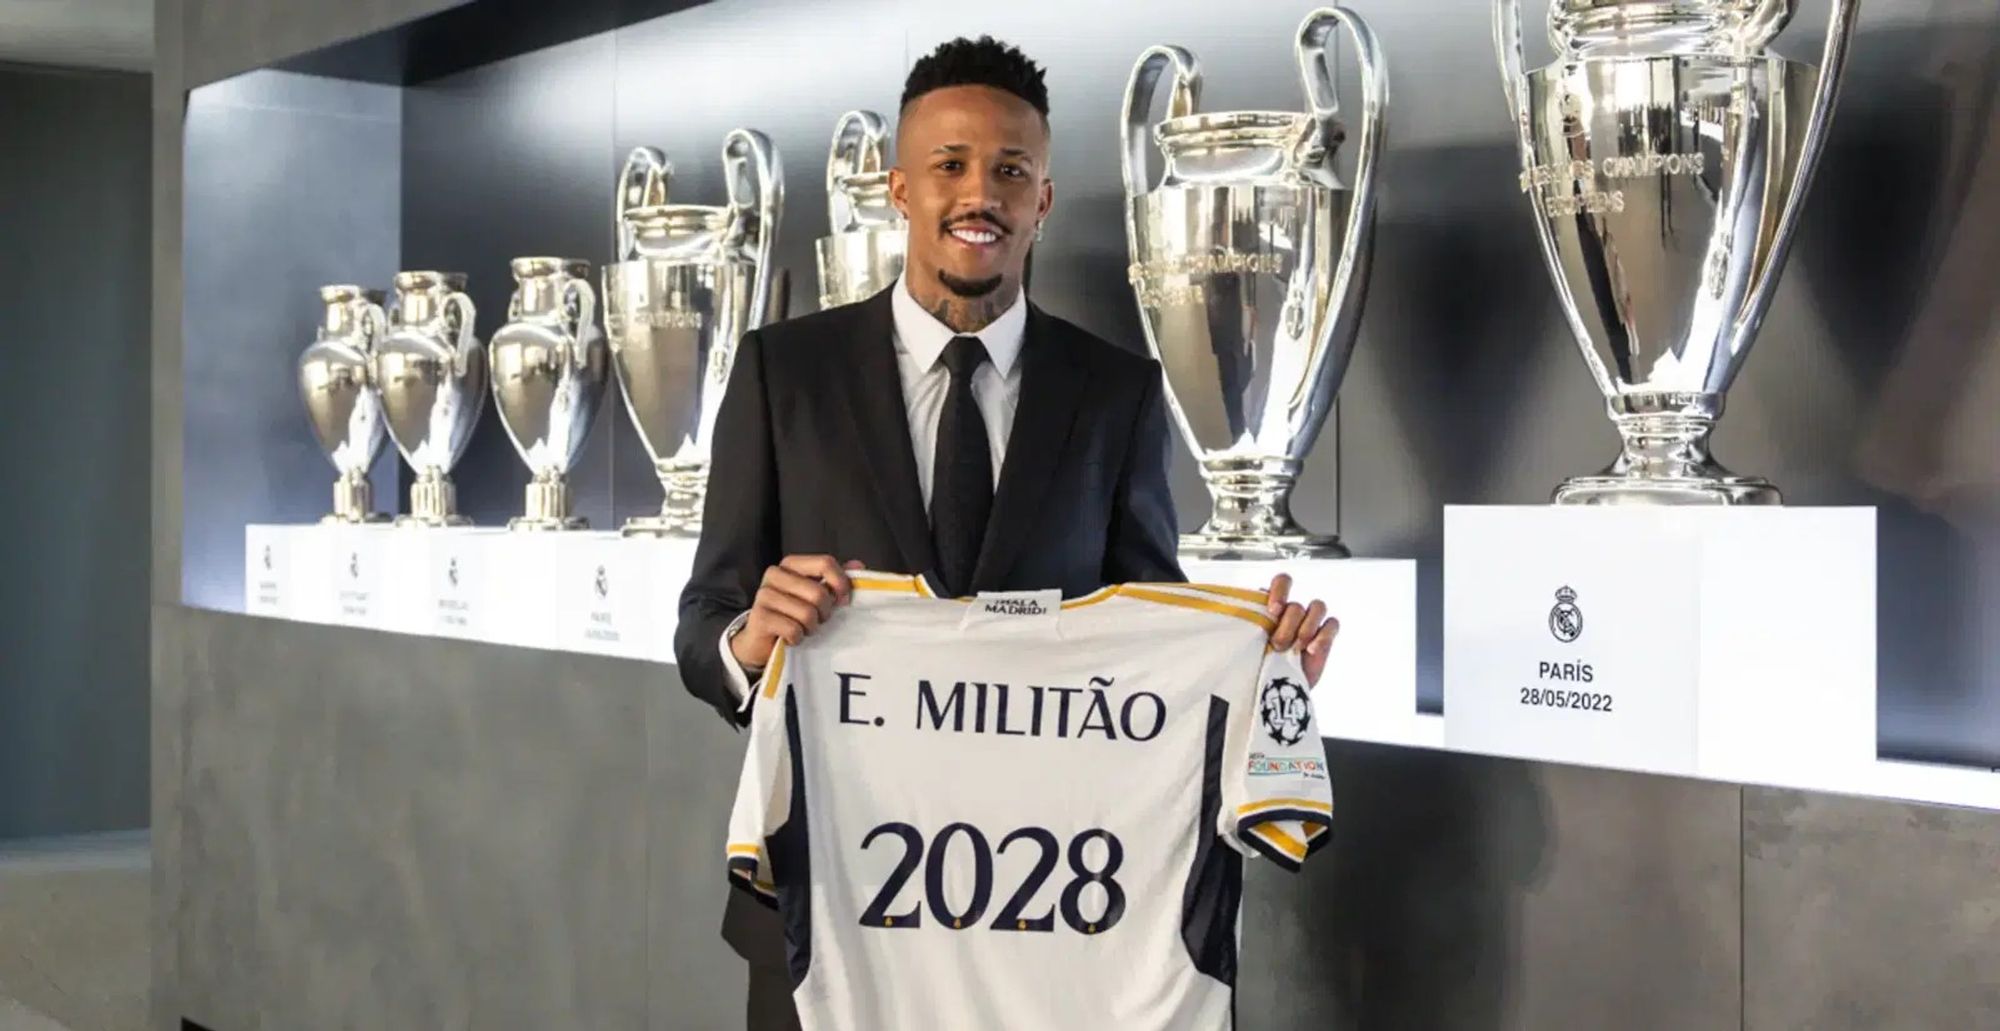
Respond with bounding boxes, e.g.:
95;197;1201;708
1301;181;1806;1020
674;36;1337;1031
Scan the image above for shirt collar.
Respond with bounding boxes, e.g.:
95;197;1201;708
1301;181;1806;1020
890;272;1028;377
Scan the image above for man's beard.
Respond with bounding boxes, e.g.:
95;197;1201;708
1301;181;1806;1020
938;269;1004;298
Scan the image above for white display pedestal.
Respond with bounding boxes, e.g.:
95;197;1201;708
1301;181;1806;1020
244;524;698;661
1182;557;1427;748
1443;505;1877;790
243;526;1421;733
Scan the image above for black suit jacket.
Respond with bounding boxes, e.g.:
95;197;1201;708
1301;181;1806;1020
672;287;1186;970
673;286;1185;725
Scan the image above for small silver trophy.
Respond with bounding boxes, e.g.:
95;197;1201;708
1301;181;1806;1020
1496;0;1860;504
815;110;906;310
1123;7;1387;558
604;133;783;536
298;285;390;523
489;257;607;530
375;271;486;527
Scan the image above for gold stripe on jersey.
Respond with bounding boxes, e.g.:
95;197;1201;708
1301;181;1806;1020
1116;586;1276;633
1237;797;1334;817
760;640;790;700
726;843;762;858
1128;581;1271;606
847;573;1273;629
1062;585;1119;610
852;574;923;595
1249;823;1308;861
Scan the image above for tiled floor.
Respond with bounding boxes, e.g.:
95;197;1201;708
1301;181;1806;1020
0;831;148;1031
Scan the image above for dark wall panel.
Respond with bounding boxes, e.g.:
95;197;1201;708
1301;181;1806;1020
180;71;402;608
0;64;151;839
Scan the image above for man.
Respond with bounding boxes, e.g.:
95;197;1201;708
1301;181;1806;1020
673;35;1338;1030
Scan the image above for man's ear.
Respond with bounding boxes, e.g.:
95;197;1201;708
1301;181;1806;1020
889;166;909;219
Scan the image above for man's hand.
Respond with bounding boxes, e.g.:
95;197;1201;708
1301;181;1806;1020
729;556;866;672
1266;572;1339;687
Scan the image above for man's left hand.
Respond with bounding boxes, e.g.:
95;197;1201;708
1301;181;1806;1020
1266;573;1339;687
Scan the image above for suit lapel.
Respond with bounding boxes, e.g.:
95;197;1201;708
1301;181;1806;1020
972;303;1086;591
839;288;938;577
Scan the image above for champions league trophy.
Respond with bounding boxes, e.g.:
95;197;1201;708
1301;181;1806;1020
1496;0;1859;504
488;257;608;530
816;110;906;309
1123;7;1386;559
299;285;391;522
604;132;783;536
374;271;486;527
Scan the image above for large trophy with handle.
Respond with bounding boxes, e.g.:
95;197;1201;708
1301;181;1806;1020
298;284;390;523
1123;6;1387;559
816;110;906;309
604;132;783;536
1496;0;1859;504
375;271;486;527
489;257;607;530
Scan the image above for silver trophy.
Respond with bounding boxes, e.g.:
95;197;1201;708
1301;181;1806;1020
1496;0;1859;504
604;132;783;536
1123;7;1386;559
375;271;486;527
489;257;608;530
815;110;906;309
299;285;391;522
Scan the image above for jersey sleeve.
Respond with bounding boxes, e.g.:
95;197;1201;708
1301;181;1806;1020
724;640;794;909
1218;647;1333;871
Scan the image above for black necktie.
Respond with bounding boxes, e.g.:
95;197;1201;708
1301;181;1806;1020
931;335;993;598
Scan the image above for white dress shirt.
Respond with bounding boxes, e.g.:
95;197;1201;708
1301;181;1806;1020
715;274;1029;705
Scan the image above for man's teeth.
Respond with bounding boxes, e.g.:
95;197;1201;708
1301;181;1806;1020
951;227;999;244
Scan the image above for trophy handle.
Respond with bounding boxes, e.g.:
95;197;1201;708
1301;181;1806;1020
1492;0;1531;150
616;146;671;261
1297;7;1388;374
1728;0;1860;348
353;299;387;353
446;292;477;376
723;128;785;329
826;110;888;234
1120;45;1202;198
563;278;597;366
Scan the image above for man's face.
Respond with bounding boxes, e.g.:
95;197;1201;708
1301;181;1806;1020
890;85;1053;301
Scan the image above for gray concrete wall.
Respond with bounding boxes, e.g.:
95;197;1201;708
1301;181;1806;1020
151;0;2000;1028
0;63;151;841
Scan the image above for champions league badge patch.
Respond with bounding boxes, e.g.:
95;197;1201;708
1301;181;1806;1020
1258;676;1312;747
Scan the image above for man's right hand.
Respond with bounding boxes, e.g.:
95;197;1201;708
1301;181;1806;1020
729;555;864;672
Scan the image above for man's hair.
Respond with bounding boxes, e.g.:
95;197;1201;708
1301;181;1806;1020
900;35;1050;119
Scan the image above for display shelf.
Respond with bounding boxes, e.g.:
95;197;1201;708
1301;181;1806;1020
241;527;1423;720
244;519;2000;810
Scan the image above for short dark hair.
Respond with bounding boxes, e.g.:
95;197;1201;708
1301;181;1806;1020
900;35;1050;119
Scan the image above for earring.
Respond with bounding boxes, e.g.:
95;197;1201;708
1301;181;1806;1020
1035;222;1045;242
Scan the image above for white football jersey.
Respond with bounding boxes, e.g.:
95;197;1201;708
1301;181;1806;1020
724;572;1333;1031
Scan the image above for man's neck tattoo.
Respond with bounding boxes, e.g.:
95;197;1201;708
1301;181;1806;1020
921;283;1017;334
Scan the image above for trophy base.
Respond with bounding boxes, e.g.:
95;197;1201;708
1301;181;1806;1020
325;476;388;523
404;474;469;527
512;478;584;531
1178;530;1350;561
509;515;589;532
619;515;700;538
1552;475;1783;506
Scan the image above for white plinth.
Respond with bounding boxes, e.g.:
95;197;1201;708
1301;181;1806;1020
243;523;697;661
1182;557;1427;748
1443;505;1877;789
550;533;697;663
